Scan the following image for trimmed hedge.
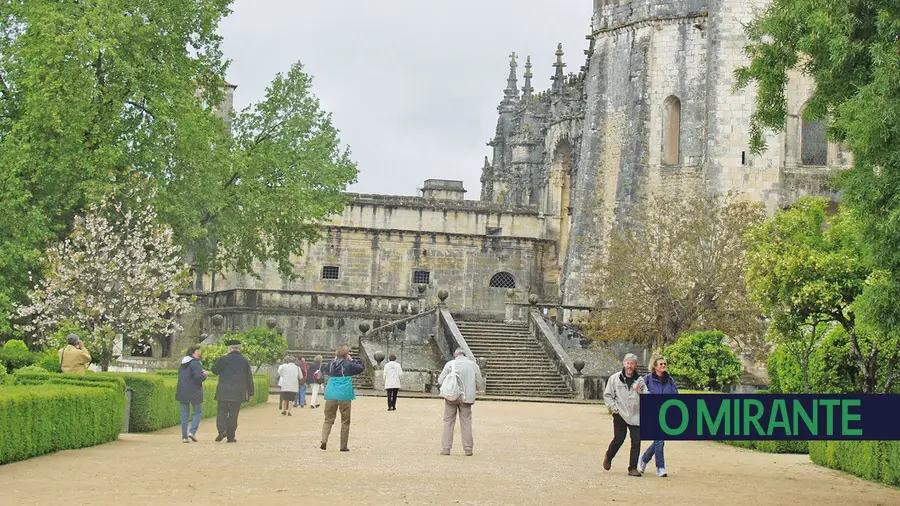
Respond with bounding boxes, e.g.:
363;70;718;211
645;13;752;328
679;389;808;454
96;372;269;432
0;385;124;464
14;371;126;392
809;441;900;486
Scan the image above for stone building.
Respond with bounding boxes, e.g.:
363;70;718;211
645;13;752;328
157;0;839;396
480;0;849;308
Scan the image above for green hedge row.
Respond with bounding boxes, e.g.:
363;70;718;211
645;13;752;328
14;372;270;433
678;389;808;454
809;441;900;486
0;385;124;465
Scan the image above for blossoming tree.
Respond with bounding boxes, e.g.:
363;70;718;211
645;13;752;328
18;188;193;370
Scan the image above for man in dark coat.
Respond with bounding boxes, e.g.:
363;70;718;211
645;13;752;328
211;339;255;443
176;345;208;443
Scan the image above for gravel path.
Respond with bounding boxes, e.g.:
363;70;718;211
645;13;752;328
1;395;898;505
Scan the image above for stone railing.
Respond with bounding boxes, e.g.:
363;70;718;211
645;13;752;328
358;309;439;367
530;309;578;394
505;300;594;325
437;308;474;362
205;288;428;316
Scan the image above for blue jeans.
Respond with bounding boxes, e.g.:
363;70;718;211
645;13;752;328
295;383;307;407
641;440;665;469
180;402;202;439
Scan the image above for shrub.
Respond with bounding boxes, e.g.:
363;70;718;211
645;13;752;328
200;344;228;369
809;441;900;486
661;331;742;391
220;328;287;372
0;340;38;373
0;366;8;385
155;370;179;378
14;371;126;392
0;385;124;465
37;349;62;373
767;327;866;394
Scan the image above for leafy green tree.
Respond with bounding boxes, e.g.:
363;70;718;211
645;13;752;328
198;343;227;370
745;197;869;392
584;192;766;355
0;1;358;333
735;0;900;392
219;327;287;373
661;331;743;391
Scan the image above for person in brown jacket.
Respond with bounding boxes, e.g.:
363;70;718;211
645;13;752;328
59;334;92;374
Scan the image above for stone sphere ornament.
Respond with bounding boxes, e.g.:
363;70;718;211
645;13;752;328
359;322;370;334
265;317;277;329
374;350;385;365
417;283;428;294
528;294;539;305
211;314;224;328
506;288;516;299
437;289;449;302
574;359;586;375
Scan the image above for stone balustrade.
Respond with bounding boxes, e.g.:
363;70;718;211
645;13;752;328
205;288;426;316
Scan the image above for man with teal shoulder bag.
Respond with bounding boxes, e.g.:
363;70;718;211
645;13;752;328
319;345;366;452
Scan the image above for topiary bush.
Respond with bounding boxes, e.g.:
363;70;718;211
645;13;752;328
0;366;9;385
0;385;124;465
36;349;62;373
0;340;38;373
661;331;742;391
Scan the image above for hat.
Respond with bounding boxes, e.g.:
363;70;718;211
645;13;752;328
224;339;241;346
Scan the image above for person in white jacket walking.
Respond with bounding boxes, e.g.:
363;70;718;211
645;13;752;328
383;354;404;411
277;356;303;417
602;353;647;476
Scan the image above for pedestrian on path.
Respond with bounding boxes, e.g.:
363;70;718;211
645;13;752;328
437;349;485;456
383;354;404;411
319;346;366;451
309;355;325;408
638;355;678;477
277;356;302;416
294;357;309;408
211;339;255;443
176;345;208;443
602;353;647;476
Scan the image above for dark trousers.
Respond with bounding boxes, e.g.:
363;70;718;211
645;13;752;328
386;388;399;409
216;401;241;441
606;414;641;470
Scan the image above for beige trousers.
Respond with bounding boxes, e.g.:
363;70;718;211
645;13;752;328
442;400;474;451
321;400;352;449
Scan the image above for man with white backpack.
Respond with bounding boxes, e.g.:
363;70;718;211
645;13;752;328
437;348;485;456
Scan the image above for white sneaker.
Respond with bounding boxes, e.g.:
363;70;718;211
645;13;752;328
657;467;667;477
638;458;648;473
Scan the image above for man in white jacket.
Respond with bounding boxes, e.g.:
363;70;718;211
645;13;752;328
382;354;404;411
602;353;647;476
437;349;485;456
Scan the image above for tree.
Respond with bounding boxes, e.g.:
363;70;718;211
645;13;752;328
0;1;358;333
219;327;287;373
745;197;870;392
735;0;900;392
583;192;767;355
16;187;194;370
662;331;743;392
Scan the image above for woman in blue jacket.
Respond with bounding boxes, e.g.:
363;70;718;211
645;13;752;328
176;345;208;443
319;345;366;452
638;355;678;477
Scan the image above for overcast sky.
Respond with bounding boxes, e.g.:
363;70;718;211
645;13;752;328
218;1;592;198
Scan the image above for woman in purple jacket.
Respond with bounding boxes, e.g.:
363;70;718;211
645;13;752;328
637;355;678;477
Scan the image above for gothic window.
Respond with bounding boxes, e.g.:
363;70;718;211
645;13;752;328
663;95;681;166
489;272;516;289
413;270;430;284
801;116;828;166
322;266;339;280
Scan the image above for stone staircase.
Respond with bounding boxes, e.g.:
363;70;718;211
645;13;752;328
288;347;374;390
455;321;573;398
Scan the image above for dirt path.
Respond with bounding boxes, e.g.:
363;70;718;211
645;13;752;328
1;395;897;505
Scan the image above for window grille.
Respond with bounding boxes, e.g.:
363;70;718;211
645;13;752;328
322;266;339;280
413;270;430;284
801;117;828;166
489;272;516;289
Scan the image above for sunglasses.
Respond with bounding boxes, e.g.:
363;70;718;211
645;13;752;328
657;362;667;367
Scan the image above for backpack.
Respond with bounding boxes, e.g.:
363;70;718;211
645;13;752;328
440;360;464;402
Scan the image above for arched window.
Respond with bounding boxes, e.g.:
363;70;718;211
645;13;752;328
489;272;516;289
801;116;828;166
663;95;681;166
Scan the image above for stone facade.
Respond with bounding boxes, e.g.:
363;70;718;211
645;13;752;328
184;0;847;359
480;0;850;308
